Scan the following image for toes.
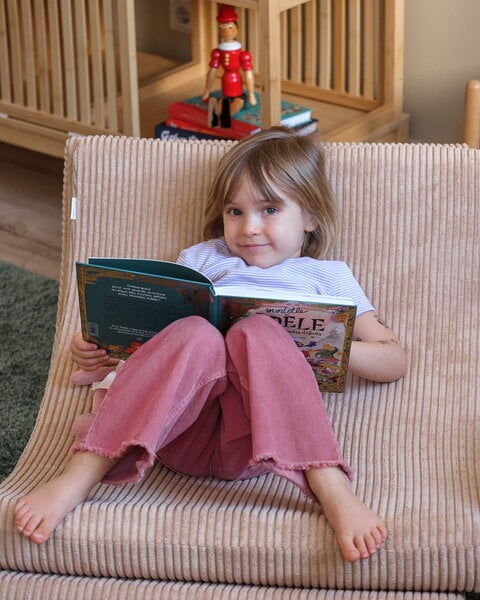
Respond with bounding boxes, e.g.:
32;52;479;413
15;507;52;543
372;525;387;548
13;499;28;521
338;527;387;562
14;499;51;542
363;532;380;556
341;545;361;562
337;534;361;562
353;534;371;559
14;501;35;532
29;524;50;544
17;512;43;538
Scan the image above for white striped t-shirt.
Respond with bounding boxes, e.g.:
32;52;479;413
177;238;374;316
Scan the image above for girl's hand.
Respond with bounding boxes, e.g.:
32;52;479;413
70;332;119;371
348;311;407;382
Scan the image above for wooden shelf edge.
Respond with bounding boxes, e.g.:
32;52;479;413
0;118;70;158
325;107;410;142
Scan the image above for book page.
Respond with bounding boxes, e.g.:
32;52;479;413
77;264;212;359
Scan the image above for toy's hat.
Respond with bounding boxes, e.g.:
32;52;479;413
216;4;238;23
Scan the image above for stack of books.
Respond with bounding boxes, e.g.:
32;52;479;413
155;91;318;142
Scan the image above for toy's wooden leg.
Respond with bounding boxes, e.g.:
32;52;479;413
229;97;245;117
208;97;219;127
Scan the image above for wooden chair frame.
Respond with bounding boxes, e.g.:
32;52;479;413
463;79;480;149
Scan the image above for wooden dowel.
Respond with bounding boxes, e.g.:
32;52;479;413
34;0;50;112
304;0;317;86
246;8;258;76
118;0;140;135
102;0;118;130
289;5;303;83
333;0;346;93
60;0;77;120
6;0;24;104
281;9;288;80
88;0;105;127
0;0;10;101
318;0;331;89
348;0;361;96
74;1;91;123
363;0;376;99
47;0;64;115
21;0;36;109
463;79;480;148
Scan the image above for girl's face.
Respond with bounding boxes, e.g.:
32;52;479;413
223;178;315;268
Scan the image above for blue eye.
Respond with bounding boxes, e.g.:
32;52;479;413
226;207;241;216
264;206;278;215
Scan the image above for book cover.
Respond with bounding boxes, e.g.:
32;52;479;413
165;117;244;140
163;116;319;141
168;91;313;136
76;258;356;392
154;121;232;142
215;287;355;393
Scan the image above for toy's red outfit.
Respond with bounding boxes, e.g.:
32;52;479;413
209;42;254;98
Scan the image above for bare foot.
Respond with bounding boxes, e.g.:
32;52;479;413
306;466;387;562
14;452;114;544
70;366;117;386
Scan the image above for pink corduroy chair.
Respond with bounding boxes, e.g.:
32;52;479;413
0;136;479;599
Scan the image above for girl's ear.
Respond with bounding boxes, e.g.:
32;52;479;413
304;215;317;233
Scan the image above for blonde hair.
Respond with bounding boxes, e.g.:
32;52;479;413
203;127;338;259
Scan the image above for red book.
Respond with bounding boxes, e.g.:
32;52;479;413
167;104;252;138
165;117;245;140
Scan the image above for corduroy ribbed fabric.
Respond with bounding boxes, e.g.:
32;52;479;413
0;138;478;596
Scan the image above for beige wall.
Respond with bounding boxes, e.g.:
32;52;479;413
404;0;480;143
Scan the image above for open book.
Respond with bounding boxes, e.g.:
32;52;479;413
76;258;357;392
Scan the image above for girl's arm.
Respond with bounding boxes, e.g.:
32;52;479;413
348;311;407;382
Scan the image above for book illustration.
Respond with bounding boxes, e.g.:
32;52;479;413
216;296;355;392
76;258;356;392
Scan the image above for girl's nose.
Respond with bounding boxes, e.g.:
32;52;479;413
241;215;261;235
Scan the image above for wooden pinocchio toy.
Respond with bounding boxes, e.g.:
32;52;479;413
202;3;257;128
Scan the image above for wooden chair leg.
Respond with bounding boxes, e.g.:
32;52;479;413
462;79;480;148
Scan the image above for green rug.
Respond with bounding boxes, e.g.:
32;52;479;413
0;261;58;482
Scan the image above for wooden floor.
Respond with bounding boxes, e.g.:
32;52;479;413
0;143;63;281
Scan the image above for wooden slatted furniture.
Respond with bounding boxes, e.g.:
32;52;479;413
0;0;408;157
0;0;141;155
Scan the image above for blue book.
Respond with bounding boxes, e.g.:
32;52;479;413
76;257;356;392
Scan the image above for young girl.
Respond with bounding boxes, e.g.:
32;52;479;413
14;128;407;563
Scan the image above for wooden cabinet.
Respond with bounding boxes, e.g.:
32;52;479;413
0;0;408;157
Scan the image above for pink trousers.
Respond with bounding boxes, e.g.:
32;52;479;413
72;315;352;502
